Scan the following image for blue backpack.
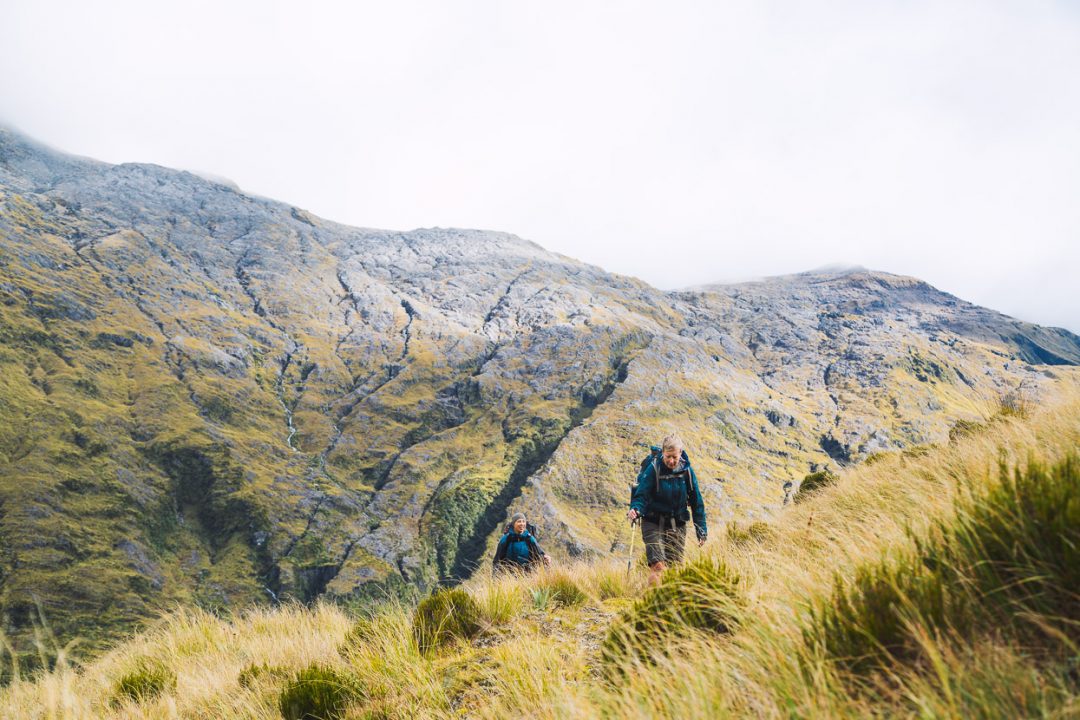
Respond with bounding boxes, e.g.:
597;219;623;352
631;445;693;500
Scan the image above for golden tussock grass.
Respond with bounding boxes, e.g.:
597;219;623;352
3;375;1079;718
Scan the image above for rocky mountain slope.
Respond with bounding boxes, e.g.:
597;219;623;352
1;127;1077;659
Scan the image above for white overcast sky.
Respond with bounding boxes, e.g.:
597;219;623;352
2;1;1078;331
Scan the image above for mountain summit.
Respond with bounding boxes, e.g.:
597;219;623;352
1;127;1077;658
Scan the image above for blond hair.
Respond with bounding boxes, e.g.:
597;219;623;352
661;434;683;452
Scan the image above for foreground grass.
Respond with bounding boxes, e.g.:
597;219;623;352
4;380;1080;718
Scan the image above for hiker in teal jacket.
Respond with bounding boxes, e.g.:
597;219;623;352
626;435;707;585
493;512;551;574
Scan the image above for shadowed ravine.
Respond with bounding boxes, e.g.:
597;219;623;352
444;353;637;585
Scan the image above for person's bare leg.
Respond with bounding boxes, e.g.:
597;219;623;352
648;561;666;586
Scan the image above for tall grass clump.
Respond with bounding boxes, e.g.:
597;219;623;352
237;662;289;689
338;615;378;654
809;452;1080;678
795;470;835;501
112;657;177;704
948;418;986;443
949;454;1080;642
337;604;452;716
810;554;967;674
278;663;363;720
532;571;589;608
592;561;645;600
996;387;1032;419
602;558;742;670
412;588;483;654
472;579;526;626
725;520;776;546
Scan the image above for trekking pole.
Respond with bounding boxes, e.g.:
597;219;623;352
625;479;638;576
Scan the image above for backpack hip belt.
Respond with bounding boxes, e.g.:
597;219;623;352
647;512;682;532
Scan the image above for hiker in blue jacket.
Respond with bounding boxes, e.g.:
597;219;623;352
626;434;708;585
492;512;551;574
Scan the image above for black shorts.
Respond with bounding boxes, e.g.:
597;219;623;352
641;518;687;566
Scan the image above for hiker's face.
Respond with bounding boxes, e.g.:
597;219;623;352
662;446;682;470
513;518;526;533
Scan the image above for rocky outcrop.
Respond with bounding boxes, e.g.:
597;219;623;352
1;128;1078;661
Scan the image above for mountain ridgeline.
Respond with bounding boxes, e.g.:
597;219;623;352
1;128;1078;660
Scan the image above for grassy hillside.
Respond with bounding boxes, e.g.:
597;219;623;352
2;376;1078;718
7;129;1080;664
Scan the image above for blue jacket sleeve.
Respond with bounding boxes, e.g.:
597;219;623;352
687;467;707;539
629;461;655;514
492;534;509;568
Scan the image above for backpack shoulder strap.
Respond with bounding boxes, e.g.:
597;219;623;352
528;534;542;560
